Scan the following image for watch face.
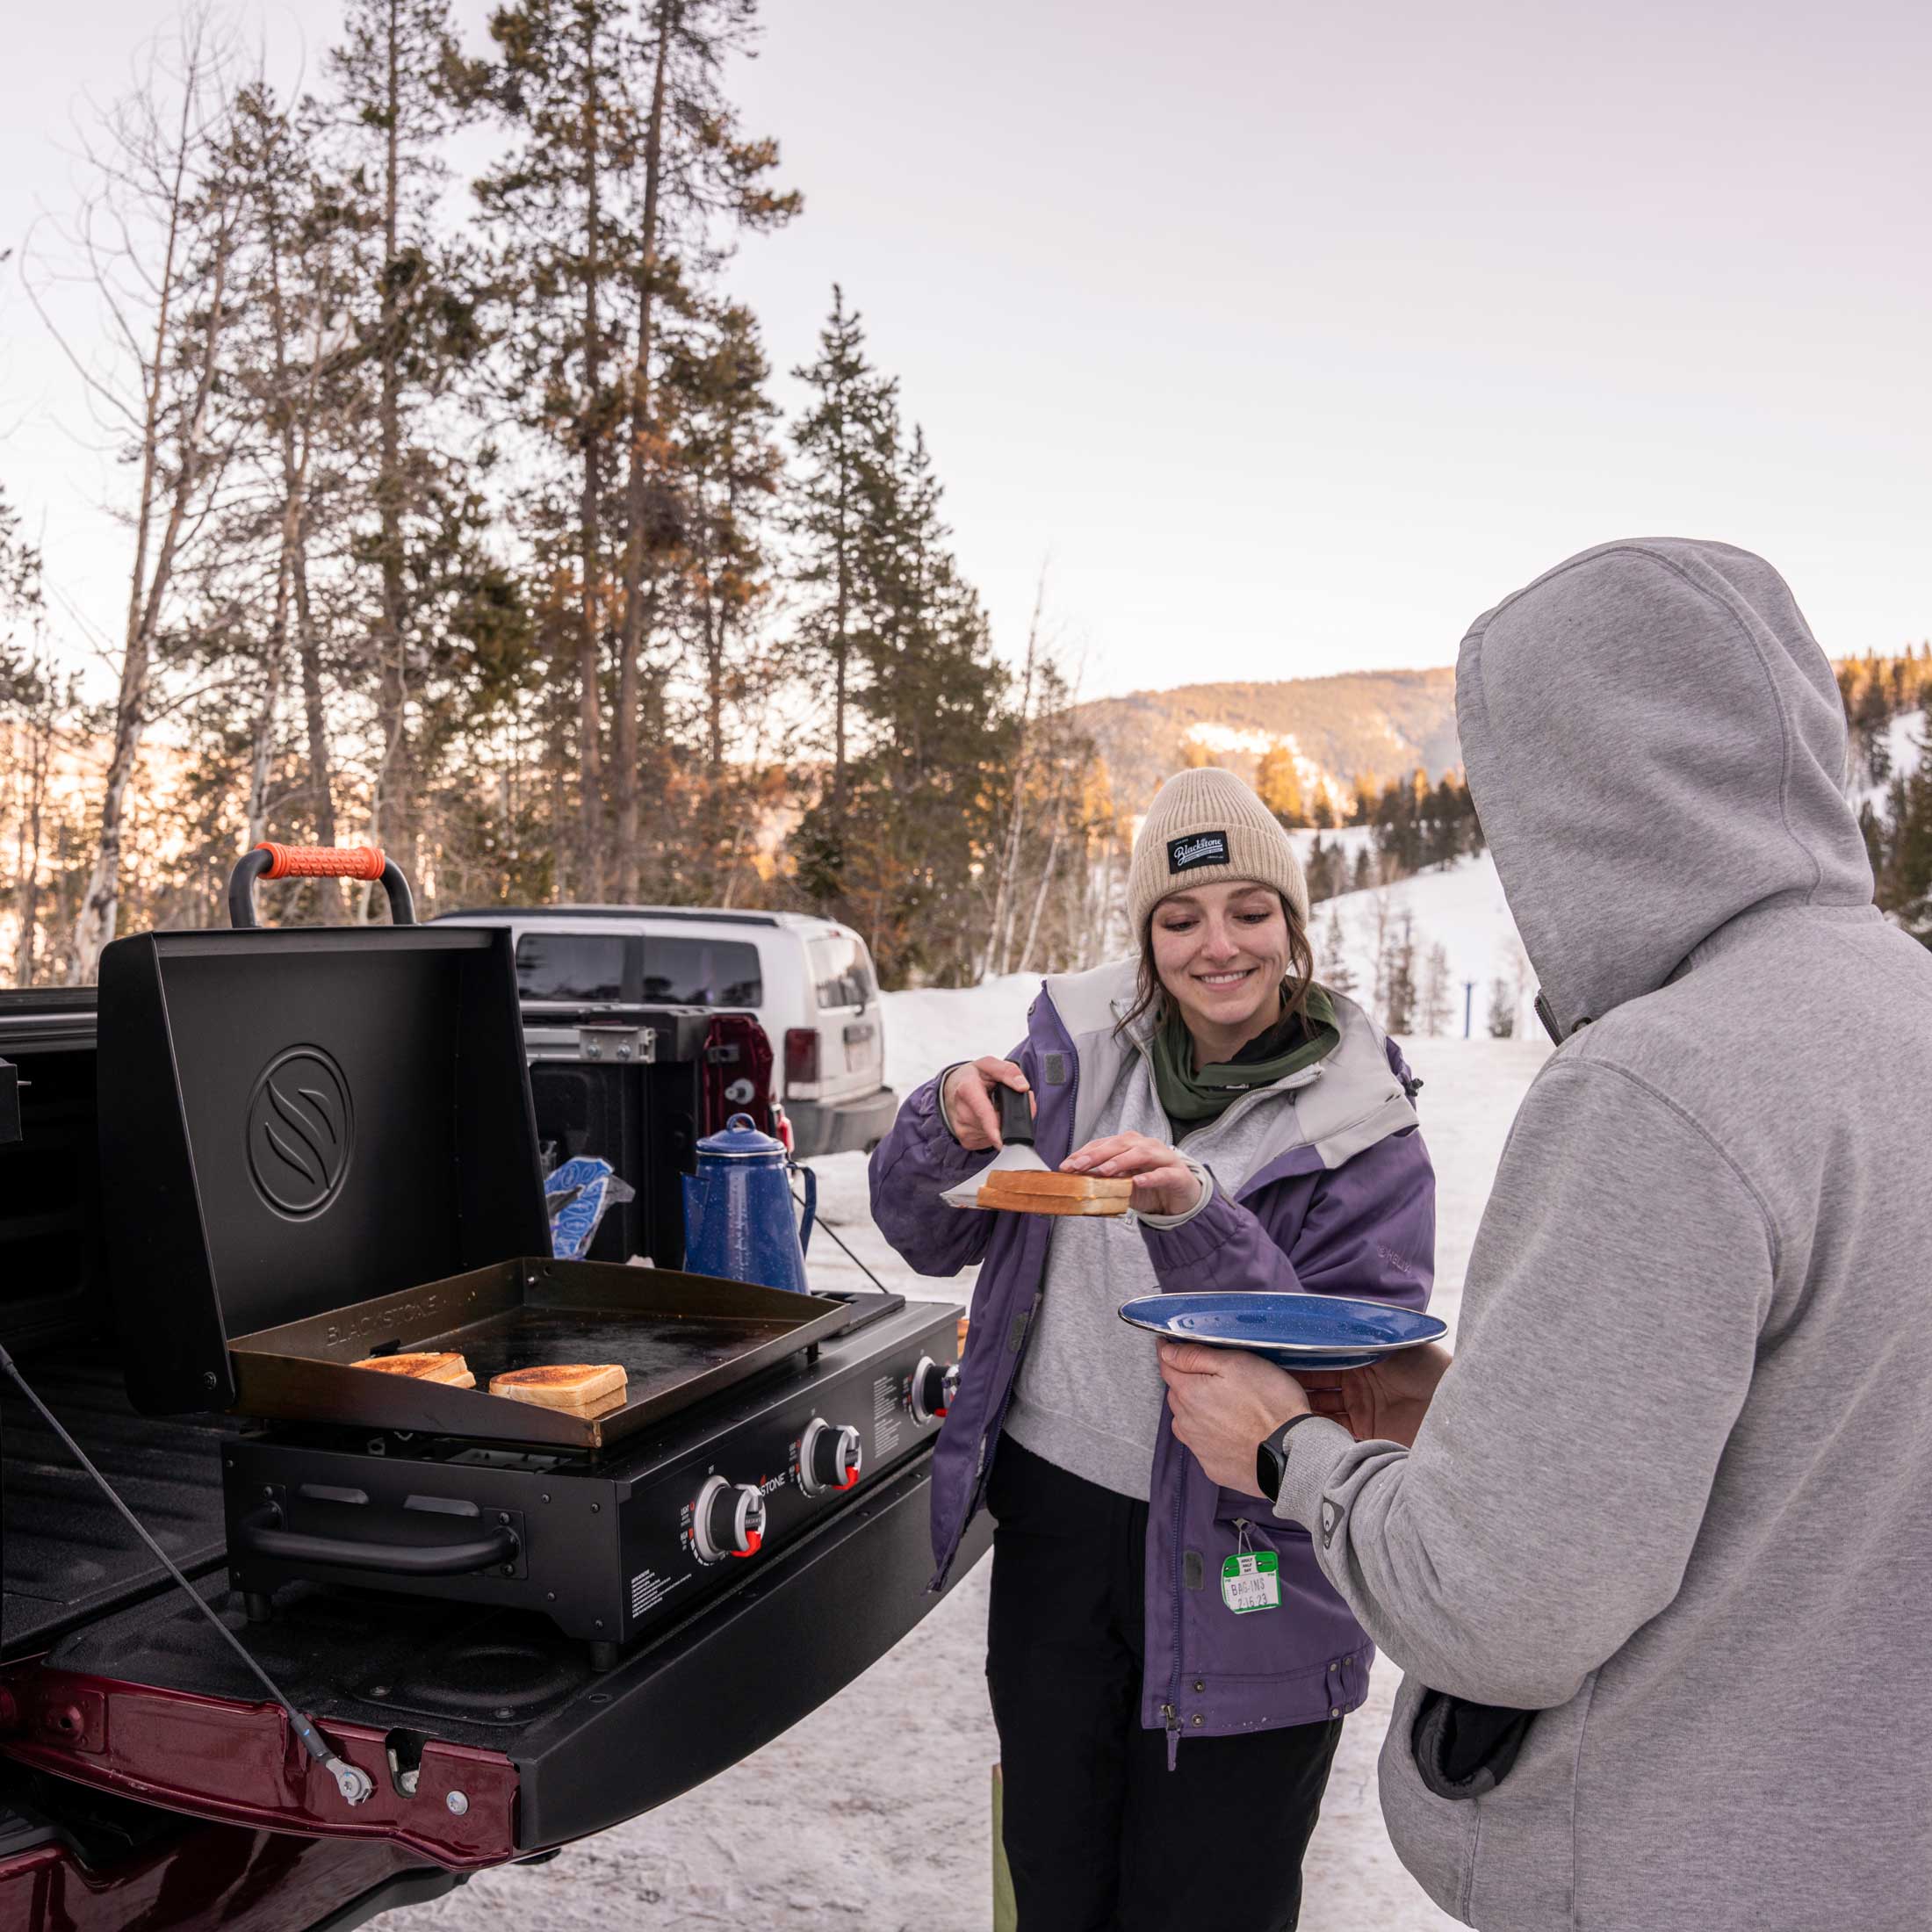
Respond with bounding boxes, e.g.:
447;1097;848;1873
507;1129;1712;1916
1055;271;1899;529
1256;1437;1281;1497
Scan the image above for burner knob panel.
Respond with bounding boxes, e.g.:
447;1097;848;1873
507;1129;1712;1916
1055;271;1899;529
692;1474;766;1562
798;1418;862;1497
909;1356;959;1426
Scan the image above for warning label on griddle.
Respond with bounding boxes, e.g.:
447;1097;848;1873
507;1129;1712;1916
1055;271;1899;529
873;1375;905;1460
631;1568;690;1620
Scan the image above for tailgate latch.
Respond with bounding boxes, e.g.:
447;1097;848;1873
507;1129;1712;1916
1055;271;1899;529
577;1026;655;1064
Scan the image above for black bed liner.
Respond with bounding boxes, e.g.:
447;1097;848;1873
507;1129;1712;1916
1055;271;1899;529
1;1352;242;1661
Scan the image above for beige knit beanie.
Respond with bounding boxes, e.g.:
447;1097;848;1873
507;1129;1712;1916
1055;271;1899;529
1128;767;1311;934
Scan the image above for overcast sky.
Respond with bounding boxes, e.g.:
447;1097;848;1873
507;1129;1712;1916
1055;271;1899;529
4;0;1928;702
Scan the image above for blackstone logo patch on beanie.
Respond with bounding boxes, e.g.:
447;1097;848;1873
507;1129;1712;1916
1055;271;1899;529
1167;831;1229;874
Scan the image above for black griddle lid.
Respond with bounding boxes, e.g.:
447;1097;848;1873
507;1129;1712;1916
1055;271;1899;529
97;924;551;1414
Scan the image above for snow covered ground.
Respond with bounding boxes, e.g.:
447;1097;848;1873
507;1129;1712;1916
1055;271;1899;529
393;948;1549;1932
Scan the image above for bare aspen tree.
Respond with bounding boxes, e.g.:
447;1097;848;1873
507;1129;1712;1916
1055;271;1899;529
985;567;1046;978
28;18;247;980
224;78;359;897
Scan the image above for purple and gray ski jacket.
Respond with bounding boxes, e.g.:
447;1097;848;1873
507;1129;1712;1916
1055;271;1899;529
869;959;1435;1753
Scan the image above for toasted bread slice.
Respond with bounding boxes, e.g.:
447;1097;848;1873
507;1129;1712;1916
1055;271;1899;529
351;1352;475;1388
488;1363;628;1416
977;1171;1133;1216
977;1188;1134;1216
982;1169;1133;1202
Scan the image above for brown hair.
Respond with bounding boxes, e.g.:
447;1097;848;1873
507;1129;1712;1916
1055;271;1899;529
1116;890;1318;1042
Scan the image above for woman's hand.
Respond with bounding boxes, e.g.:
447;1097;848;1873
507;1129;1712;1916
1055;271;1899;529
1332;1342;1452;1448
1063;1131;1203;1217
940;1057;1032;1151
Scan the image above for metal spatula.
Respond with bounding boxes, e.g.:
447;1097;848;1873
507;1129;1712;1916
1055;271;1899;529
941;1082;1048;1210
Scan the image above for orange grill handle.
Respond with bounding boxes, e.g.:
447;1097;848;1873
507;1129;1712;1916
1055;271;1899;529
256;841;387;883
227;842;417;927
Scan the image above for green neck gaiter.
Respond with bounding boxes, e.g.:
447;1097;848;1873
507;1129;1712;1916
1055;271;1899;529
1149;983;1341;1128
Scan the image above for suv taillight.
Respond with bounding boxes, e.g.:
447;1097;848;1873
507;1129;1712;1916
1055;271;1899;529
701;1014;775;1135
784;1027;820;1089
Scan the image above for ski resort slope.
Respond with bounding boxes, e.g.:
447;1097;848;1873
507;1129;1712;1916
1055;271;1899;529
404;974;1546;1932
1301;843;1534;1042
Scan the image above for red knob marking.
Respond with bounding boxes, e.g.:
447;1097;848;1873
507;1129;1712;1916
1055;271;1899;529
732;1531;762;1559
836;1465;860;1491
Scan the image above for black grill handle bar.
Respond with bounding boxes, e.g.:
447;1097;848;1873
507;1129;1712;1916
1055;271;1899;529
227;844;417;929
0;1342;375;1807
238;1505;520;1577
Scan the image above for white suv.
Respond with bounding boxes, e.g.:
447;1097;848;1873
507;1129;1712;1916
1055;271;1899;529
432;906;898;1158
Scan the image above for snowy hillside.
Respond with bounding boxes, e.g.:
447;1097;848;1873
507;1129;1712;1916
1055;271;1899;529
1302;847;1532;1040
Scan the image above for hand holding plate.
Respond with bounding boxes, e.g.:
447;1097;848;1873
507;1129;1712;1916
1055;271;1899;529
1332;1343;1453;1447
1157;1340;1307;1496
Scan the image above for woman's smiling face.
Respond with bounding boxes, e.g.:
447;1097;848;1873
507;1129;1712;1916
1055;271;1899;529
1150;879;1288;1044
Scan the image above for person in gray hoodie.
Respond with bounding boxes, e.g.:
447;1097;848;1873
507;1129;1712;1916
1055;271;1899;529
1157;537;1932;1931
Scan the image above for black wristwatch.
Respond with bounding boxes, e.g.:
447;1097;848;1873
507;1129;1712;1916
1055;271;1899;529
1256;1413;1326;1499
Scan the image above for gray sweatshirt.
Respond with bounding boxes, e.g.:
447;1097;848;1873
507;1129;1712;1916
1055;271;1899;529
1270;538;1932;1930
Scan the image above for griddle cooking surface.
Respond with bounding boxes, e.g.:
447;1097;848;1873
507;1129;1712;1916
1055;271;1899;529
407;1303;799;1409
229;1259;855;1449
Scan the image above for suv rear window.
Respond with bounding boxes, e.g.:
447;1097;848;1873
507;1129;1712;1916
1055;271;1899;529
517;932;628;1001
515;931;762;1007
810;934;875;1010
642;935;762;1006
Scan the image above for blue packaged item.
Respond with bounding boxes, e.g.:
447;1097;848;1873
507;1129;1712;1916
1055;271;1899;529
546;1155;635;1261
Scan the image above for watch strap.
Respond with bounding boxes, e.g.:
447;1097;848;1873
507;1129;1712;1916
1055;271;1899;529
1258;1411;1328;1496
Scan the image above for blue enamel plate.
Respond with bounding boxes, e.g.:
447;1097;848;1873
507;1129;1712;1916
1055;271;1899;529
1118;1293;1445;1371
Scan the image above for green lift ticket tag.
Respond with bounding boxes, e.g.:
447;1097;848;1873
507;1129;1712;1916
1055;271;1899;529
1222;1549;1280;1614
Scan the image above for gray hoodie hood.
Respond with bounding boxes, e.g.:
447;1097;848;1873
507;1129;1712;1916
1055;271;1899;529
1455;537;1874;1041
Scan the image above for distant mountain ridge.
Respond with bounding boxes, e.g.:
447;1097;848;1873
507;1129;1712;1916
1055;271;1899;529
1078;667;1461;813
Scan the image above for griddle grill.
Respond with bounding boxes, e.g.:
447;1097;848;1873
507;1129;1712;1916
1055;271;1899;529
94;913;952;1667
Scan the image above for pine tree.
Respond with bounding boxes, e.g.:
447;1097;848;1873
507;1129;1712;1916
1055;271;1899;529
837;416;1009;984
1383;912;1418;1034
1318;903;1355;998
1487;975;1516;1037
331;0;488;898
790;287;897;901
1420;940;1453;1035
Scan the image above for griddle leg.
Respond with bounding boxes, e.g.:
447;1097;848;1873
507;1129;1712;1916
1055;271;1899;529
242;1591;274;1624
588;1640;620;1672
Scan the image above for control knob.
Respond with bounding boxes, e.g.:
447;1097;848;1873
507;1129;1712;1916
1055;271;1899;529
908;1356;959;1426
798;1417;863;1497
691;1473;766;1563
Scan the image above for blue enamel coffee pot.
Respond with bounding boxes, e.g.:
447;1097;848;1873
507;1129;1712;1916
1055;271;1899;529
681;1114;817;1294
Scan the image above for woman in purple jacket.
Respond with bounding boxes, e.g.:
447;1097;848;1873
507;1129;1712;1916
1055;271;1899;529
868;768;1436;1932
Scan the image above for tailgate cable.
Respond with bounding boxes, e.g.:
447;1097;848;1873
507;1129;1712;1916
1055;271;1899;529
0;1343;376;1806
790;1184;895;1296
